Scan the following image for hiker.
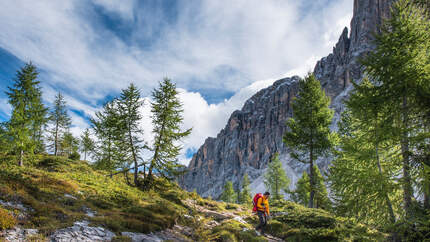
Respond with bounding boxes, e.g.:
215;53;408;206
253;191;270;235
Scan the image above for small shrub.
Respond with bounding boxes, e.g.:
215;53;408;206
37;156;68;171
0;207;17;230
69;152;80;161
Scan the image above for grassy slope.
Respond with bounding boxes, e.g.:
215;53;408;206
0;155;386;241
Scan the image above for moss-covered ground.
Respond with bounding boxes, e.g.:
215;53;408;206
0;155;387;241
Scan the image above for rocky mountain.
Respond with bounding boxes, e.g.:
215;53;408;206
180;0;394;198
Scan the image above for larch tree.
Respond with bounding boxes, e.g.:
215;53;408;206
144;78;191;189
6;62;47;166
239;174;252;204
80;128;95;161
220;181;237;203
290;166;330;210
283;73;336;208
91;100;124;176
263;153;290;201
361;0;430;219
47;92;71;156
117;83;145;186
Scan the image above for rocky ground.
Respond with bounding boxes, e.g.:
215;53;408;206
1;197;281;242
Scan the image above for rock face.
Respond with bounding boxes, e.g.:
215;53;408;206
181;0;394;198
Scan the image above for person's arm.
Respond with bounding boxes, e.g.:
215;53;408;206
264;199;270;216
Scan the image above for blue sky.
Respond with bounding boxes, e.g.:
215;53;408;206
0;0;353;164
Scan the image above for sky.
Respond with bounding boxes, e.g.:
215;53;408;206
0;0;353;165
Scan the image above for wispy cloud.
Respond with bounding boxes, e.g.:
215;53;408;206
0;0;353;164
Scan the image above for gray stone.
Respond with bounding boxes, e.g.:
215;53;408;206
50;220;115;242
180;0;395;199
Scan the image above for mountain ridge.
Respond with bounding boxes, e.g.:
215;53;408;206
181;0;394;198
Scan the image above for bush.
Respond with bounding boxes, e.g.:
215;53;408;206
37;156;68;171
0;207;17;230
69;152;80;161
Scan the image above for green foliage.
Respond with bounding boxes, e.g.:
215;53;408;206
59;132;79;158
80;128;95;161
239;174;252;204
117;83;146;186
361;0;430;221
47;92;71;157
0;207;17;230
145;78;191;186
290;166;330;210
6;62;48;165
264;153;290;201
220;181;237;203
268;200;386;241
91;100;125;175
283;73;335;208
0;155;191;235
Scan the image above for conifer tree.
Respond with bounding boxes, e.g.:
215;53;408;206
239;174;252;204
283;73;335;208
361;0;430;219
47;92;71;156
145;78;191;188
289;166;330;210
220;181;237;203
60;131;79;158
264;153;290;201
117;83;145;186
91;100;124;176
6;62;47;166
80;128;94;161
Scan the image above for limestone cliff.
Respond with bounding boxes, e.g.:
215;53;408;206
181;0;394;198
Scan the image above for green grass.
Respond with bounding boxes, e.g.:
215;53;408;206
0;155;189;236
267;200;387;241
0;155;387;242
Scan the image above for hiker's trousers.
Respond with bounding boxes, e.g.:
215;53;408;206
256;210;267;233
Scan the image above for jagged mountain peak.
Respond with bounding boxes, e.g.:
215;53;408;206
181;0;394;199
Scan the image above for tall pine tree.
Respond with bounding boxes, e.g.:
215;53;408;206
80;128;94;161
144;78;191;189
47;92;71;156
283;73;335;208
91;100;124;176
117;83;145;186
6;62;47;166
361;0;430;219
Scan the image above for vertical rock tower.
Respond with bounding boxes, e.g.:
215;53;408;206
181;0;394;198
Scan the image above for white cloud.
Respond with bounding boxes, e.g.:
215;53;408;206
92;0;136;20
0;98;11;118
0;0;354;164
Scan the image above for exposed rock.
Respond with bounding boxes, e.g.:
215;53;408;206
121;225;192;242
50;221;115;242
1;227;39;242
181;0;395;198
64;194;78;200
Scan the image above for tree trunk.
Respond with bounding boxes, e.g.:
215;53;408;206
54;120;59;156
401;95;413;219
309;144;315;208
128;127;139;187
19;149;23;167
